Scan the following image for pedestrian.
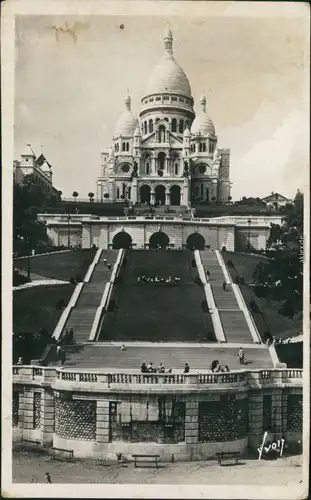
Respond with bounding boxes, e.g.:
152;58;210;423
59;347;66;368
141;362;148;373
222;282;226;291
17;357;23;365
184;363;190;373
224;365;230;372
103;257;107;265
147;362;155;373
107;263;112;270
120;344;126;352
157;362;165;373
238;347;245;365
45;472;52;484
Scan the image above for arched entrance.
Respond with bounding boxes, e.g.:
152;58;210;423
112;231;132;249
157;152;166;171
140;184;151;204
155;185;166;205
186;233;206;250
170;185;181;205
149;231;170;249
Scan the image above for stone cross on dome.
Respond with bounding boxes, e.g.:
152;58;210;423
200;93;207;113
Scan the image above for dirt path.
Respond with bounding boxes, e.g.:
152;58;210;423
13;450;302;485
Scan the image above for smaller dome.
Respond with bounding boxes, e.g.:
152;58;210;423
134;124;142;137
191;93;215;136
115;94;138;137
183;127;191;138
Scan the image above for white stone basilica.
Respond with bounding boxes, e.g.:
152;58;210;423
97;28;231;206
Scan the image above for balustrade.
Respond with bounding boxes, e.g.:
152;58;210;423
12;367;303;388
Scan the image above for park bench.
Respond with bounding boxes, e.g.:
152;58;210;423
215;451;241;466
132;454;160;468
22;438;41;448
52;447;74;461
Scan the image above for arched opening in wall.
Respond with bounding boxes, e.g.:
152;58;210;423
126;142;129;152
157;152;166;171
128;187;131;200
179;119;184;134
144;122;147;135
205;187;209;202
148;120;153;133
170;185;181;205
122;142;126;152
172;118;177;132
186;233;206;250
122;183;126;199
149;231;170;249
155;184;166;205
112;231;132;249
140;184;151;204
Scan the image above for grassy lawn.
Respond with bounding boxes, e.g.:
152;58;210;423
14;249;96;281
101;250;215;342
13;284;75;335
222;252;301;340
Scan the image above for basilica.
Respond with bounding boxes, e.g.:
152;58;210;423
96;27;231;206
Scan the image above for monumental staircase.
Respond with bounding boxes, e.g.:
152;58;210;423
60;250;118;343
200;251;257;344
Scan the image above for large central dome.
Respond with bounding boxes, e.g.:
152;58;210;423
145;28;192;98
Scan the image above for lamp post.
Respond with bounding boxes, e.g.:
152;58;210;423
67;214;71;248
247;217;251;251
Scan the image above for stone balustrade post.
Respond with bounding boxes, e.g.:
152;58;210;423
41;389;55;446
272;388;283;434
248;391;263;449
96;400;110;443
184;400;199;444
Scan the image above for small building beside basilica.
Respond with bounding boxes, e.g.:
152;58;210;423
97;28;231;207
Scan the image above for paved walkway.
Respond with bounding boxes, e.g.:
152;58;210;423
54;343;273;370
12;449;303;487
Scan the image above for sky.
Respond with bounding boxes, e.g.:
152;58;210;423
14;10;309;200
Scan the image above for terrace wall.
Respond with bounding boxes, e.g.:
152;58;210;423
13;366;303;461
38;214;276;251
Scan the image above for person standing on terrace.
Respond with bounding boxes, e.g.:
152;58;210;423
238;347;245;365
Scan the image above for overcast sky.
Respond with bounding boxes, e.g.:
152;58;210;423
14;11;309;200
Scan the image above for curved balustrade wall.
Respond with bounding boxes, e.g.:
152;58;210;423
12;366;303;461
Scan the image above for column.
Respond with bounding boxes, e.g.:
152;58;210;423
150;191;155;206
96;400;110;443
131;178;138;204
184;399;199;444
248;391;263;450
165;190;170;205
166;157;170;176
41;389;54;446
183;178;189;206
151;157;156;175
195;141;199;153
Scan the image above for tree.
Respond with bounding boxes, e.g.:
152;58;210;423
13;175;54;255
88;192;94;203
72;191;79;201
252;190;303;319
103;193;109;203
